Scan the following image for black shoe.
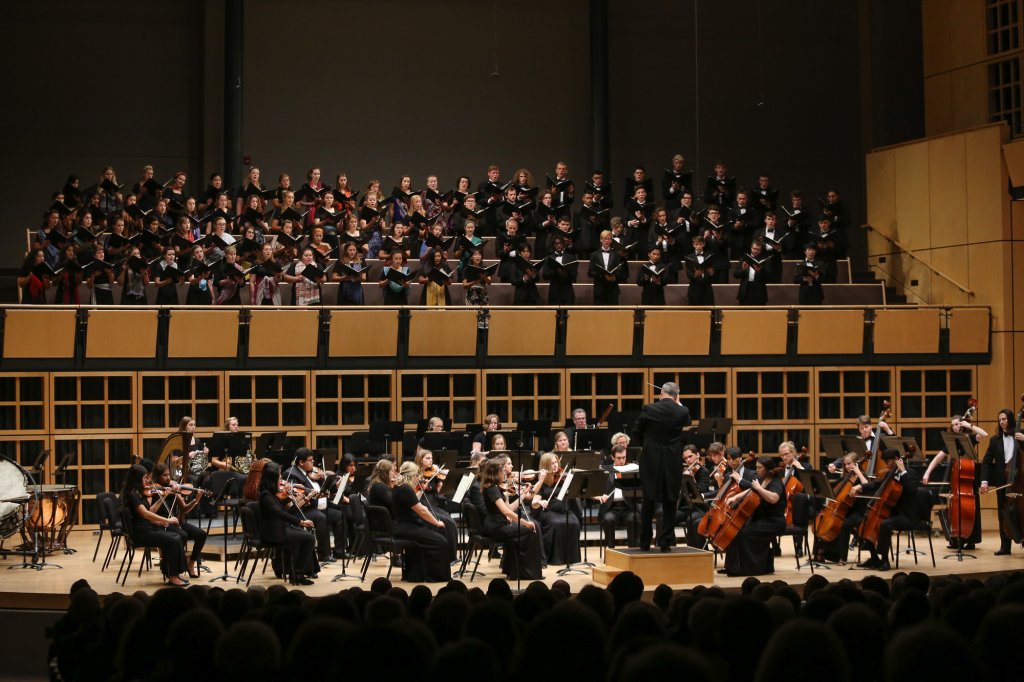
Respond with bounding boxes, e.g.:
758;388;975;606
995;548;1011;556
717;568;729;574
772;546;782;557
291;577;314;586
878;560;891;571
660;546;672;553
794;548;804;558
639;543;651;552
962;543;976;550
858;557;880;569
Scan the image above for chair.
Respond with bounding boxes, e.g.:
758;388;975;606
91;492;114;562
779;492;814;573
455;503;499;582
360;505;412;581
893;487;937;569
99;493;125;572
236;500;293;586
347;493;368;557
114;507;155;586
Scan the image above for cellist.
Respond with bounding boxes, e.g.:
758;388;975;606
815;453;872;564
856;449;918;571
718;456;786;577
922;413;987;551
980;408;1024;556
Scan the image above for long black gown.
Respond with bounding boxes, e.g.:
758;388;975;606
391;485;451;582
536;482;581;566
482;485;543;580
723;477;787;576
125;490;186;577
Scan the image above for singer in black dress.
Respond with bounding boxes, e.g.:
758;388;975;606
480;457;543;580
391;462;452;582
257;462;317;585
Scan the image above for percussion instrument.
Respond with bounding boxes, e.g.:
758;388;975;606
0;456;29;539
24;484;80;551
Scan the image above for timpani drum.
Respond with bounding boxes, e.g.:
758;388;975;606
24;484;80;551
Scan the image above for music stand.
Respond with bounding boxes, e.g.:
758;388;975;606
819;435;849;471
431;449;462;471
369;421;404;458
347;432;372;457
625;446;642;464
421;432;470;457
209;431;249;461
795;469;834;570
254;431;286;457
28;449;49;479
939;431;978;561
567;450;603;471
556;469;609;575
881;435;922;460
516;420;551;451
574;428;610;454
607;411;640;437
53;451;75;485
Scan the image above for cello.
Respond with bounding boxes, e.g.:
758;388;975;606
939;399;978;544
815;452;869;542
858;450;904;546
783;447;810;526
696;460;733;539
710;480;762;552
864;400;891;479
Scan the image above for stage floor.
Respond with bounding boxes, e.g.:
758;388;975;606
1;530;1020;610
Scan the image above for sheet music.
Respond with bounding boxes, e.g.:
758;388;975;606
614;463;640;473
557;471;574;501
332;473;350;506
452;473;475;504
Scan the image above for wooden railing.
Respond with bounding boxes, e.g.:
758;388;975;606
862;223;973;296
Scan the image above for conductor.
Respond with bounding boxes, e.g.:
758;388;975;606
632;382;692;551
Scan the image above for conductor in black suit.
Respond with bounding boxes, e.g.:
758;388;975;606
632;381;692;551
588;230;628;305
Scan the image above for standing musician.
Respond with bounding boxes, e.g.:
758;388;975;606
531;451;582;565
596;444;638;548
257;461;316;585
480;456;543;580
856;449;918;571
923;414;987;551
719;456;787;577
151;462;207;579
413;449;458;563
827;414;894;473
632;382;692;552
981;408;1024;556
391;462;451;582
120;463;190;586
285;448;346;562
678;444;712;548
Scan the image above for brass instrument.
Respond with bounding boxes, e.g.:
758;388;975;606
230;450;254;475
155;433;186;482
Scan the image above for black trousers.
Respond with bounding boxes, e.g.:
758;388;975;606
174;521;207;560
306;506;346;559
996;487;1013;550
640;496;676;548
602;503;637;547
271;527;317;577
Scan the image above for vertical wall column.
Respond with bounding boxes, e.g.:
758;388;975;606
590;0;609;174
224;0;243;189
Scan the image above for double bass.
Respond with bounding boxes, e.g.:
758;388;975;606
864;400;891;479
938;399;978;544
1001;395;1024;543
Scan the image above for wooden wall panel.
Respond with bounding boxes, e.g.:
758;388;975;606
248;309;319;357
966;125;1010;243
565;310;634;356
1014;242;1024;329
893;142;931;249
978;331;1013;414
85;310;158;358
947;0;986;70
928;134;968;249
487;310;557;356
866;149;897;243
927;245;972;306
952;66;988;132
167;310;238;358
3;310;77;359
1014;332;1024;409
328;310;398;357
921;0;950;77
924;74;952;137
642;310;711;356
796;310;864;355
968;241;1013;331
407;309;477;357
873;309;941;354
720;310;788;355
948;308;991;353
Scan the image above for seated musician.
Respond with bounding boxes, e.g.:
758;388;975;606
596;444;638;547
923;414;987;551
285;448;346;562
827;415;894;473
465;451;488;518
120;463;190;586
472;413;501;454
391;462;452;582
679;444;711;547
720;447;757;486
719;456;787;577
857;449;918;571
366;459;397;511
413;449;458;563
257;462;316;585
610;431;630;451
815;453;872;564
480;455;543;580
702;442;727;496
531;449;582;566
151;462;207;579
324;453;360;557
210;416;249;487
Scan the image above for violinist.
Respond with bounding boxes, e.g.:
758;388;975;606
596;444;637;548
827;415;894;473
414;449;458;563
981;408;1024;556
286;448;345;562
366;459;397;511
391;462;451;582
719;456;786;577
923;414;987;551
678;445;712;548
325;453;359;557
857;449;918;571
531;451;581;566
465;451;488;518
480;456;543;580
151;462;207;578
258;462;316;585
120;463;189;586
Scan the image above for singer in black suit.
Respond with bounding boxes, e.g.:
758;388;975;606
587;230;629;305
631;382;692;551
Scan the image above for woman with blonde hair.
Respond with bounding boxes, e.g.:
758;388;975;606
387;461;451;581
531;451;581;566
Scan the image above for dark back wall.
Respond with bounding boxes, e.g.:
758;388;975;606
2;0;905;270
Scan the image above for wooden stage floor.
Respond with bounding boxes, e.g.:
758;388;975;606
1;529;1022;611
